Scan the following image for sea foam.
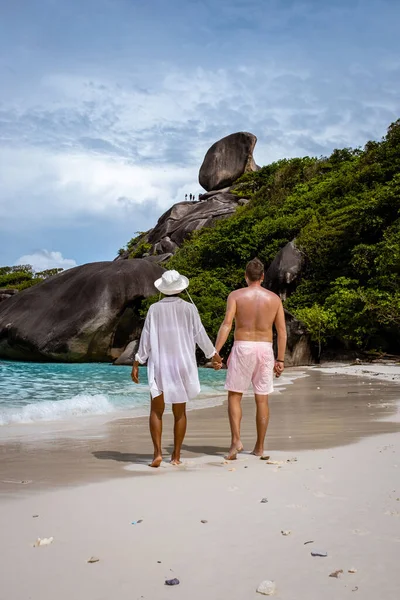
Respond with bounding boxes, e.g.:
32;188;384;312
0;393;115;425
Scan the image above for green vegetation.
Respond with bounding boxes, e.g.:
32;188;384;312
0;265;64;292
162;120;400;355
119;232;152;258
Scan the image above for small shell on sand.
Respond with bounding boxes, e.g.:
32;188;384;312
256;580;276;595
33;537;53;547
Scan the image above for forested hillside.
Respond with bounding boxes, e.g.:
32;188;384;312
167;121;400;355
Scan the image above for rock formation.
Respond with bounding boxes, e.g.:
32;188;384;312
118;190;247;260
264;241;304;300
199;132;259;192
281;310;313;366
0;260;164;362
117;132;259;261
0;288;18;304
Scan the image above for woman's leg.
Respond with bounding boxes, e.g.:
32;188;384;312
171;403;187;465
149;393;165;467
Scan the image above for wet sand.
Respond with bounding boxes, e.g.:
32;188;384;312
1;369;399;494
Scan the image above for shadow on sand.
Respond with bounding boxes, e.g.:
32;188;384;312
92;443;227;465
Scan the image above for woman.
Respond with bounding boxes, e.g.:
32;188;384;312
131;270;221;467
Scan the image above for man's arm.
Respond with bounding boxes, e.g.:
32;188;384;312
274;300;287;377
215;293;236;354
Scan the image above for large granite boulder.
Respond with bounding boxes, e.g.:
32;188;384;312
119;191;245;259
0;260;164;362
264;241;304;300
199;132;258;192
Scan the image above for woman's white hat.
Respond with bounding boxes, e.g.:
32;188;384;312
154;270;189;295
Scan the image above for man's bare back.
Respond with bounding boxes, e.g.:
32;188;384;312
228;286;284;343
213;258;287;460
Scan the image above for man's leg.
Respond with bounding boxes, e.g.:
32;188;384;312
171;403;187;465
149;393;165;467
251;394;270;456
226;391;244;460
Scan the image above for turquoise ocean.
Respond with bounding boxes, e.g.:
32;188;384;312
0;361;227;426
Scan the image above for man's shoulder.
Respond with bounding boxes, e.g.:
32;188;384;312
263;288;281;301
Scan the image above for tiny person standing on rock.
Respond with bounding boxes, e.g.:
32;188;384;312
131;270;222;467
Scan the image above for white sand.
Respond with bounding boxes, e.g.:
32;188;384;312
317;362;400;384
1;432;399;600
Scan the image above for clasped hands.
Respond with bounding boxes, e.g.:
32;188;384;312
211;352;223;370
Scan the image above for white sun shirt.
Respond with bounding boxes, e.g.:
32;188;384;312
135;297;216;404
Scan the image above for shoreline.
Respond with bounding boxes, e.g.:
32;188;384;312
0;367;308;440
1;368;399;495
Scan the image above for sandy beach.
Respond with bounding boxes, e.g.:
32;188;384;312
1;365;400;599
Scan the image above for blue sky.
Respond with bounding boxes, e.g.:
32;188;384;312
1;0;399;270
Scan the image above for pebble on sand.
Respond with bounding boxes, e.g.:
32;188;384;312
201;520;208;524
329;569;343;578
260;498;269;503
281;530;291;536
311;550;328;557
256;580;276;595
165;578;180;586
87;557;100;564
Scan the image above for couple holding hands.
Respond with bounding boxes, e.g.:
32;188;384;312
131;258;287;467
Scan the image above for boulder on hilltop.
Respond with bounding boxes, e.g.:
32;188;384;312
199;132;259;192
0;260;164;362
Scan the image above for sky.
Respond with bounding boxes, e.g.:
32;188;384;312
1;0;399;271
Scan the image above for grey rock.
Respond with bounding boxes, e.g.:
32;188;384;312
198;186;231;200
311;550;328;557
0;288;18;304
282;310;313;366
264;241;304;300
120;192;242;259
113;340;139;365
165;578;180;586
143;253;173;264
199;132;258;191
0;260;164;362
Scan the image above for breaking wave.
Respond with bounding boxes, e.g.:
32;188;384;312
0;394;115;425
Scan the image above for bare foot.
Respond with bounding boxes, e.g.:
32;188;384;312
149;455;163;468
170;455;182;466
225;443;244;460
251;447;264;457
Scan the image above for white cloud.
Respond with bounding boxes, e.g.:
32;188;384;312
15;250;77;272
0;146;198;229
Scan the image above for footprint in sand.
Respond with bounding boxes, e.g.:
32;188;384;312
384;510;400;517
352;528;370;536
313;491;328;498
228;486;240;492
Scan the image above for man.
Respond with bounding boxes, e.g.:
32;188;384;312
131;270;221;468
213;258;287;459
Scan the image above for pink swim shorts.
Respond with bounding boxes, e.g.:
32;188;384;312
225;341;274;395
